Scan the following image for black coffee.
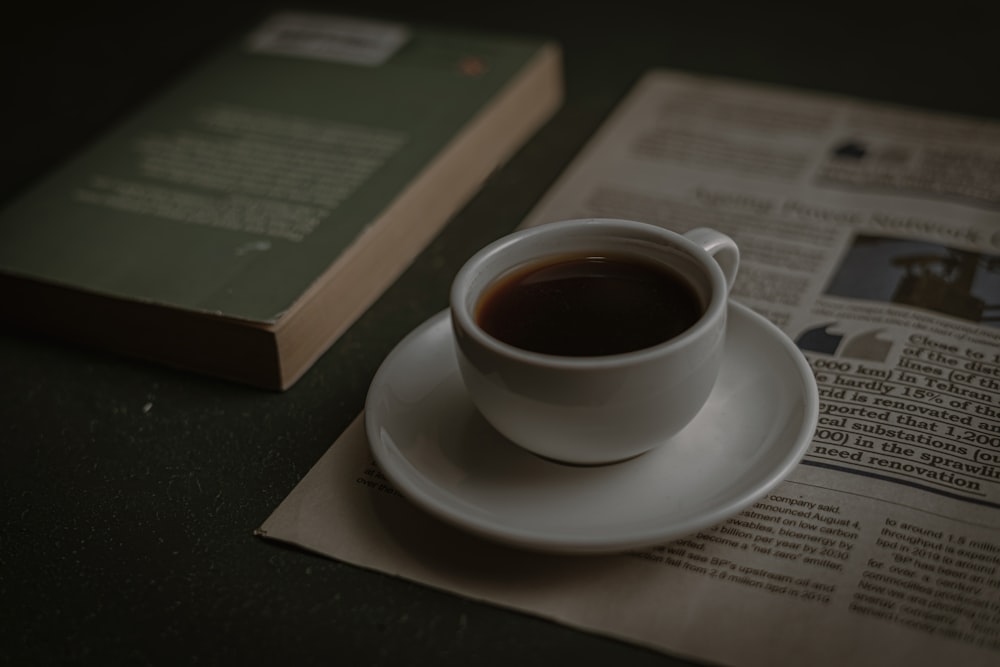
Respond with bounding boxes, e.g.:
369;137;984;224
476;254;703;356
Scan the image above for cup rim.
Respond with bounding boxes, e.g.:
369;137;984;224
450;218;730;370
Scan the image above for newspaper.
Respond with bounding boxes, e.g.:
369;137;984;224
258;69;1000;666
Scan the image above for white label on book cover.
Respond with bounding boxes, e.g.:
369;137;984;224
246;12;410;66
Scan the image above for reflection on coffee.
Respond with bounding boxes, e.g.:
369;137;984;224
476;254;703;356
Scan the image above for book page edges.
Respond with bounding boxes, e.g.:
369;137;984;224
271;42;564;389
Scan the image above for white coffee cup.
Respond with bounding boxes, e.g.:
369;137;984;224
450;218;739;465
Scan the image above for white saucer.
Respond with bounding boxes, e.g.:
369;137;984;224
365;302;818;554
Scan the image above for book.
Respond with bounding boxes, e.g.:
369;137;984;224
0;11;563;389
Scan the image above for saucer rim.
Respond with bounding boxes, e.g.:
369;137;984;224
365;302;819;554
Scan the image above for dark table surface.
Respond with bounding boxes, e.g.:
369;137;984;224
4;1;999;664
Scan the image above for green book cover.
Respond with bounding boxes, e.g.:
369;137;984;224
0;12;562;387
0;12;555;323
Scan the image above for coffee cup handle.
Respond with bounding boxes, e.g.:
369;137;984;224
684;227;739;292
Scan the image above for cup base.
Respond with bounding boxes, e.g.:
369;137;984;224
525;447;653;467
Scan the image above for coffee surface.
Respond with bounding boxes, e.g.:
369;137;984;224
476;254;702;356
